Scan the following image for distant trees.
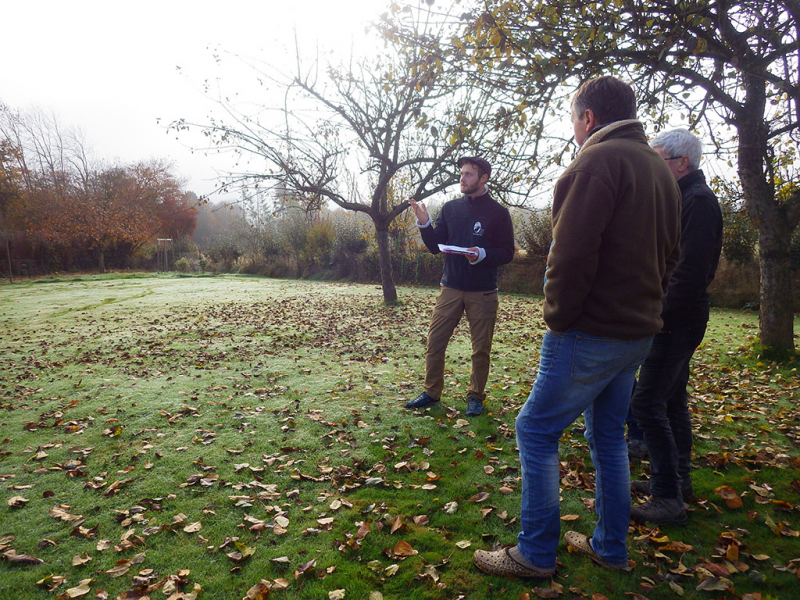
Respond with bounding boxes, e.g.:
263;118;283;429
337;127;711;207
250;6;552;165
0;103;196;274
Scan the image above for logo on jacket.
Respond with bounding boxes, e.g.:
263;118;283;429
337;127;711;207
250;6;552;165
473;221;484;236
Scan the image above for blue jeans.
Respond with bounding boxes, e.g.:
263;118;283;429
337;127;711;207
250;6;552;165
516;330;653;569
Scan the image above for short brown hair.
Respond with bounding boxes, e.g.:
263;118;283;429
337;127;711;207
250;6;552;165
457;156;492;178
572;76;637;124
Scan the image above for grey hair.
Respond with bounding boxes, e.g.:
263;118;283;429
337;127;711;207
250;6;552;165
650;128;703;170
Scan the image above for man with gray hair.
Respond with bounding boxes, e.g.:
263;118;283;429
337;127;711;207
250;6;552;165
629;128;723;525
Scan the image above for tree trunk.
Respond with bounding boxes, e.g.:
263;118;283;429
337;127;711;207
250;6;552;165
374;224;398;304
737;72;795;350
5;238;12;283
757;228;795;349
98;248;105;274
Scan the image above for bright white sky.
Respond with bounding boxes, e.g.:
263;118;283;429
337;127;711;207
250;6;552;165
1;0;389;201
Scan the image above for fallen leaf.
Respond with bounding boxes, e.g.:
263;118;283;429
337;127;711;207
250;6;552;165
467;492;490;503
714;485;743;509
532;582;562;598
272;578;289;590
393;541;417;556
244;580;271;599
659;541;694;553
105;559;132;577
59;578;93;598
696;577;732;591
184;521;202;533
7;495;29;508
455;540;472;549
726;543;739;561
36;574;66;591
294;559;317;579
560;514;579;522
419;564;440;583
390;516;403;534
356;521;371;539
72;553;93;566
329;590;345;600
49;504;82;522
668;580;684;596
2;549;45;565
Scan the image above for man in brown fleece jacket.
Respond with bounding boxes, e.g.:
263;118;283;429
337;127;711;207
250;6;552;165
474;76;681;580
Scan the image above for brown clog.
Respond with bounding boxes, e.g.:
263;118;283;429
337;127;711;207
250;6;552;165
473;546;555;580
563;531;634;571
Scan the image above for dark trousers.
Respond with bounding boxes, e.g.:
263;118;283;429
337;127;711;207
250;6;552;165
626;380;644;441
629;323;707;499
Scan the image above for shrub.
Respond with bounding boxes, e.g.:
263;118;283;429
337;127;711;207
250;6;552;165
516;206;552;262
302;219;335;267
175;257;191;273
719;193;757;265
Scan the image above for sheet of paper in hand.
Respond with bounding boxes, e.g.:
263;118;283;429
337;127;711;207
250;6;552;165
438;244;478;257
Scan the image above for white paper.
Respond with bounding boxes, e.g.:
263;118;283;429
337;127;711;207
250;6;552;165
438;244;478;256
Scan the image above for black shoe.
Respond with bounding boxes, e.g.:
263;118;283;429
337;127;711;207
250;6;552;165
627;439;648;459
404;392;439;409
630;496;687;526
632;479;694;502
465;396;483;417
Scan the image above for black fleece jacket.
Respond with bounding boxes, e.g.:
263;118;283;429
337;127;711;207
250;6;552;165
419;191;515;292
661;169;723;329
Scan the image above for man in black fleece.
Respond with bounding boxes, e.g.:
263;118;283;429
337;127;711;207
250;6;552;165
630;128;723;525
404;157;515;417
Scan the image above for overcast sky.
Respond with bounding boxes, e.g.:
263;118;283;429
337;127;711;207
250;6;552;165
1;0;389;201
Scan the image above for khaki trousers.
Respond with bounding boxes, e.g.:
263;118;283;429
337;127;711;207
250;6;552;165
424;286;499;401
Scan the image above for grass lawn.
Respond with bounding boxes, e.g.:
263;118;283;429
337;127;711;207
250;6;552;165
0;273;798;600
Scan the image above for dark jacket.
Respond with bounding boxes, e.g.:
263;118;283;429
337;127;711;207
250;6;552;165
543;119;682;339
419;191;515;292
661;169;723;329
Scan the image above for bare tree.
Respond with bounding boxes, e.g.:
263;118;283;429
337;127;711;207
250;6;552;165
172;12;544;303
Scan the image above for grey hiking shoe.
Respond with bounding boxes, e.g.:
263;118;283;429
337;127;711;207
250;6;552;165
465;396;483;417
630;496;687;526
